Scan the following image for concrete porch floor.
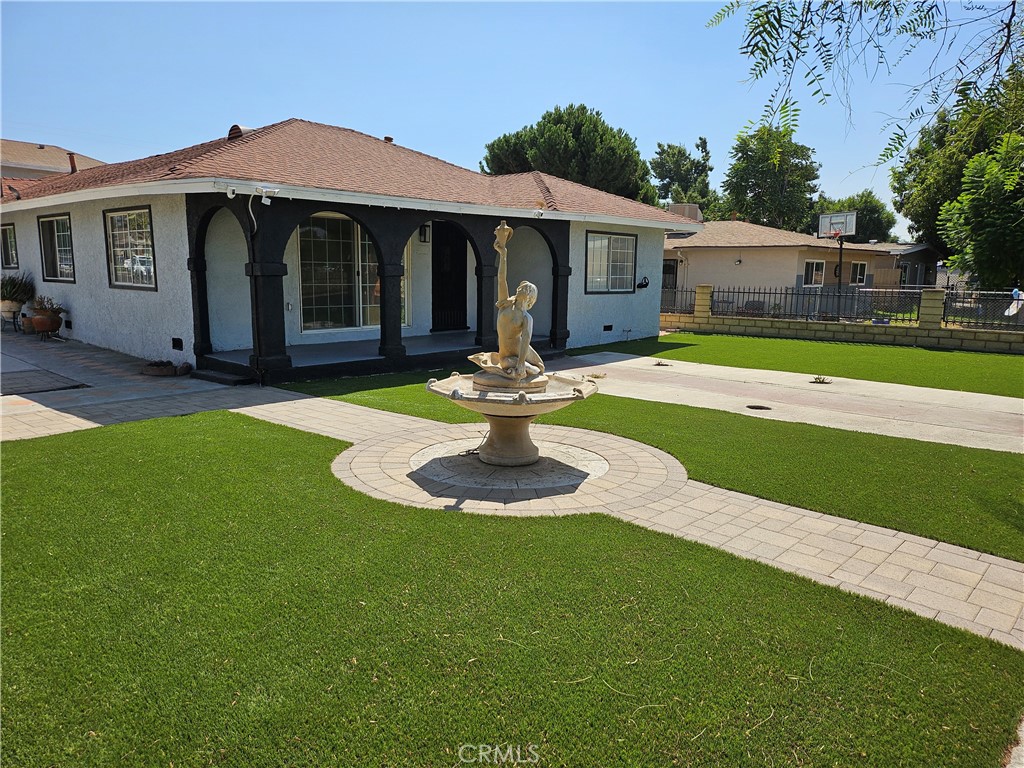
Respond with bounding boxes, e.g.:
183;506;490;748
206;330;479;368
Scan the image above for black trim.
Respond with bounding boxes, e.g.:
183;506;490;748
102;205;158;292
37;213;76;283
1;223;18;269
583;230;638;295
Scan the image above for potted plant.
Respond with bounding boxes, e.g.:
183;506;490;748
30;295;67;334
141;360;193;377
0;272;35;315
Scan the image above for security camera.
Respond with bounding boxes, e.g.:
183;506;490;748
533;209;544;218
226;187;236;199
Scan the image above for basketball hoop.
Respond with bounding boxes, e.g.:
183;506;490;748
831;229;843;240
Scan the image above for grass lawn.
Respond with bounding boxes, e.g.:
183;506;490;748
570;333;1024;398
2;412;1023;767
285;373;1024;562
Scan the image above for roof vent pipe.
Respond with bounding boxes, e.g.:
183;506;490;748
227;124;255;140
67;152;78;173
384;136;394;144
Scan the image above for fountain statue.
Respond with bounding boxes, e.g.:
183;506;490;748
427;220;597;466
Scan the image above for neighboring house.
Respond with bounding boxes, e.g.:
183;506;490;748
663;220;898;292
887;242;940;287
1;139;105;179
0;119;699;381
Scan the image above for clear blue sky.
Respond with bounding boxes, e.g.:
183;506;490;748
2;2;953;239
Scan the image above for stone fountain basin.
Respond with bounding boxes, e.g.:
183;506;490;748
426;372;598;417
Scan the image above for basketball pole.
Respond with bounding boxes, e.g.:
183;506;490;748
836;231;844;320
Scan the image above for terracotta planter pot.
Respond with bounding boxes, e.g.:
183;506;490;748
21;317;35;333
31;313;62;333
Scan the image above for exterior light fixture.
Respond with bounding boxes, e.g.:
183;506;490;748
734;258;742;265
419;223;431;243
256;187;279;206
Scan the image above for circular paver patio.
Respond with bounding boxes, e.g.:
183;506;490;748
331;422;688;517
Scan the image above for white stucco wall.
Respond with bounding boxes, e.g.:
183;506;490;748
2;194;195;363
205;208;252;351
567;222;664;348
506;225;553;339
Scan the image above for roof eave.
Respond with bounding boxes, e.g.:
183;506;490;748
1;177;702;230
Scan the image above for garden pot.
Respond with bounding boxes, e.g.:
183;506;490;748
31;313;62;334
21;316;35;333
141;361;193;377
0;299;22;314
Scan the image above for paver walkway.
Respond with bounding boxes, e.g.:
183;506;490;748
549;352;1024;453
235;396;1024;650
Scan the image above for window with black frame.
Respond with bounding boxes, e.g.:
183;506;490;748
1;224;17;269
38;214;75;282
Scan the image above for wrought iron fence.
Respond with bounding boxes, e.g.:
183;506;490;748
661;287;696;314
943;290;1024;330
706;286;922;324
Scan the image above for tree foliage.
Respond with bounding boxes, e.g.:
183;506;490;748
480;104;658;205
891;65;1024;256
804;189;897;243
721;125;820;230
710;1;1022;160
650;138;714;206
938;132;1024;288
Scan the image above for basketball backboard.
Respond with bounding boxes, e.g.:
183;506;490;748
817;211;857;239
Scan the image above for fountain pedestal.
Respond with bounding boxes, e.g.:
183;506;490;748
426;373;598;466
478;413;542;466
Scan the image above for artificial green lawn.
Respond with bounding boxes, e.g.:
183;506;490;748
571;333;1024;398
286;372;1024;562
3;412;1023;767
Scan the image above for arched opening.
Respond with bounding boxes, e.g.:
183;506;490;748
280;211;410;346
504;225;554;340
205;207;252;352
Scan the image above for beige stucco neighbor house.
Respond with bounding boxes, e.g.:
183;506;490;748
1;139;105;179
663;220;900;292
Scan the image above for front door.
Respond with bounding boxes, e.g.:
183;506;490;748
430;221;468;331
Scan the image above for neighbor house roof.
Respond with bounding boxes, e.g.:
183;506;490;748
0;119;696;228
665;220;890;254
1;139;105;176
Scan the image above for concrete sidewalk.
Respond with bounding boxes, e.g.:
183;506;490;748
550;352;1024;453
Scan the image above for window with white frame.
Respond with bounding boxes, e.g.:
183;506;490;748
1;224;17;269
105;207;156;289
38;214;75;282
586;231;636;293
850;261;867;285
803;260;824;287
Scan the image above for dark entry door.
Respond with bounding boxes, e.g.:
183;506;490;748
431;221;468;331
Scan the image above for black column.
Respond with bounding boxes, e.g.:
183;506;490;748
247;226;292;373
550;263;572;348
377;261;406;358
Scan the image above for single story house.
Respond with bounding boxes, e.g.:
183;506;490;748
887;242;940;287
662;220;900;294
0;119;699;382
1;139;105;179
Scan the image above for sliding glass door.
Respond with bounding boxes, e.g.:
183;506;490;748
298;214;405;331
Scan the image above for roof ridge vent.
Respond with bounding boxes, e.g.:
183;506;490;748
227;124;255;140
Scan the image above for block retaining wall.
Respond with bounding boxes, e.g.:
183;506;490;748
659;313;1024;354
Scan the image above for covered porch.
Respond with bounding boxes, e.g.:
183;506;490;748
186;193;571;384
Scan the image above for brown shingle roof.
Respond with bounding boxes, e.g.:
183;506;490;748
666;220;890;253
1;139;105;175
1;119;694;227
